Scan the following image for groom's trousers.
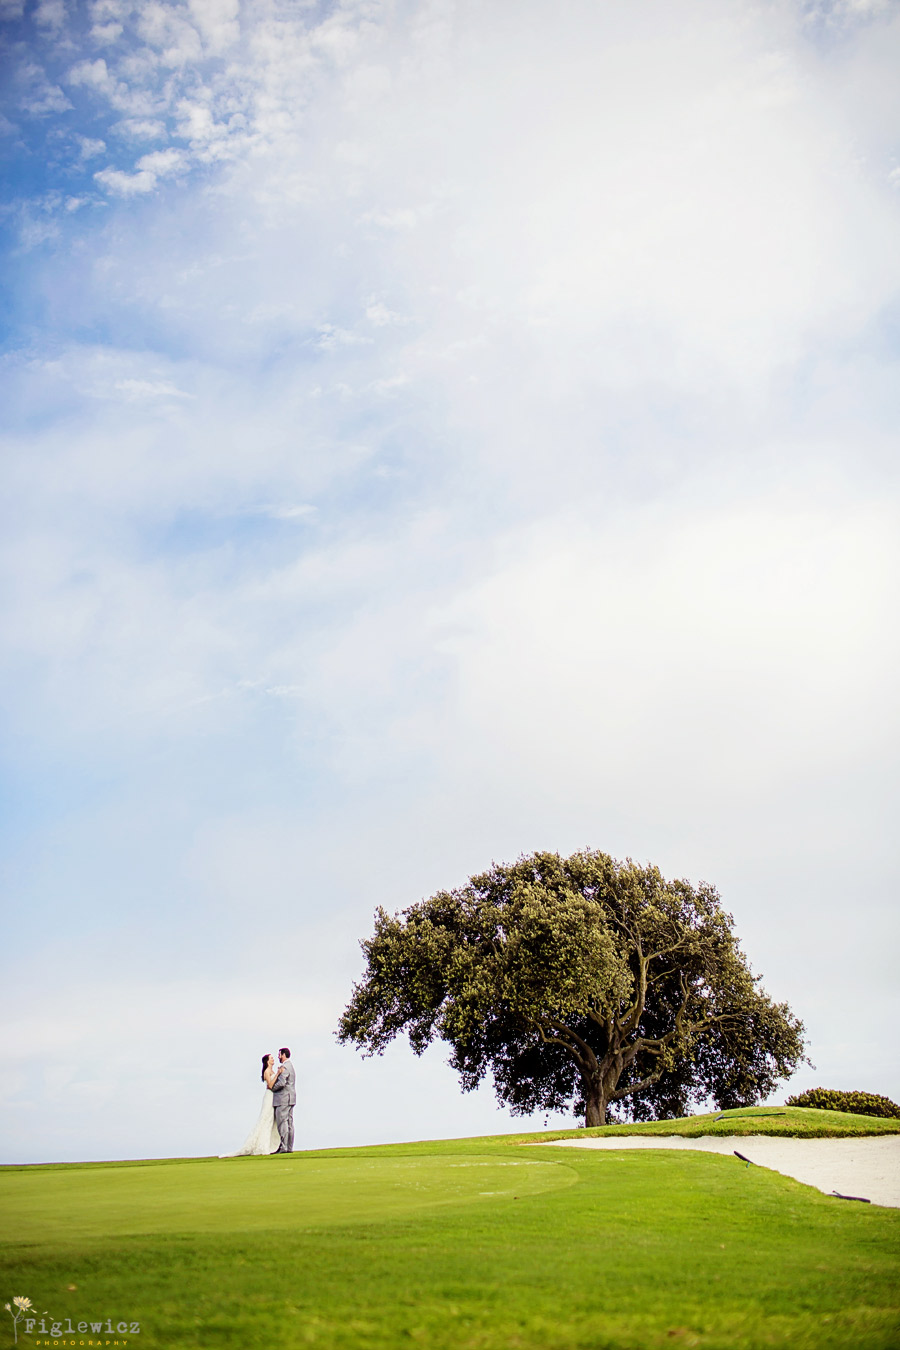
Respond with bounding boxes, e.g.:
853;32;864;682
274;1099;294;1152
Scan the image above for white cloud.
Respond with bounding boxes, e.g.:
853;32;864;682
91;20;124;44
18;62;72;115
17;215;60;249
68;52;165;119
361;206;427;230
188;0;240;56
94;146;186;195
113;117;166;139
136;0;203;66
136;146;185;176
89;0;128;16
806;0;893;18
260;504;317;520
93;165;157;194
34;0;67;30
174;97;231;151
365;298;408;327
77;133;106;158
434;497;900;802
68;56;114;90
367;372;409;394
315;323;373;351
113;377;192;399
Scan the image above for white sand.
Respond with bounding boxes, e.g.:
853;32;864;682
539;1133;900;1208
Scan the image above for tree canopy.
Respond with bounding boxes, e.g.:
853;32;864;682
337;849;808;1125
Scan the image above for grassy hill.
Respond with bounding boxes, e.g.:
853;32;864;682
519;1103;900;1142
1;1115;898;1349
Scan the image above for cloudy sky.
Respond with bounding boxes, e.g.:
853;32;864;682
1;0;898;1164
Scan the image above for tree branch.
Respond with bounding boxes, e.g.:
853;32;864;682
618;950;649;1038
529;1019;594;1073
645;938;692;962
610;1070;664;1101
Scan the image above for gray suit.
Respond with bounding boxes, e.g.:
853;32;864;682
272;1058;296;1152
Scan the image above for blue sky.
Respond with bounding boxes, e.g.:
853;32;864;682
1;0;899;1163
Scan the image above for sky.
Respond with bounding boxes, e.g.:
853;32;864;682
0;0;898;1164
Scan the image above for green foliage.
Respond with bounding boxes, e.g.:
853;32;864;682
786;1087;900;1119
337;849;808;1125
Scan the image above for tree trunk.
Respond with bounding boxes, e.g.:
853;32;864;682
584;1083;608;1127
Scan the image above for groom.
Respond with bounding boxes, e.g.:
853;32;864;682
272;1046;296;1153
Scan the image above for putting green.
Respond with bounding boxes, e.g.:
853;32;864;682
0;1153;578;1247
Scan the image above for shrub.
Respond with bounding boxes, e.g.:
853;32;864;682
786;1087;900;1119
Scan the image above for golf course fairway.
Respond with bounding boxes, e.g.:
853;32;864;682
2;1128;898;1349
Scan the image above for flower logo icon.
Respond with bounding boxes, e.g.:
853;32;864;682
5;1297;33;1343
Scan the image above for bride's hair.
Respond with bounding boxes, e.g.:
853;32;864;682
261;1053;271;1082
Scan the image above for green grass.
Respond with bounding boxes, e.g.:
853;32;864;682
518;1103;900;1143
1;1121;898;1349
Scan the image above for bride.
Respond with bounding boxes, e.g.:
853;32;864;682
222;1054;282;1157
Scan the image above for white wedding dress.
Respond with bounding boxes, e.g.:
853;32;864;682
222;1088;281;1157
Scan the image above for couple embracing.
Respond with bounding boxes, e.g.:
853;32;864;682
225;1047;296;1157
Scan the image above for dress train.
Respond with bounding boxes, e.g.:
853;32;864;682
221;1088;281;1157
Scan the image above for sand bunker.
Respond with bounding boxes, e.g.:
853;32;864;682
540;1133;900;1208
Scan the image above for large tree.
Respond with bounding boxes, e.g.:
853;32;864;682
337;850;807;1125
